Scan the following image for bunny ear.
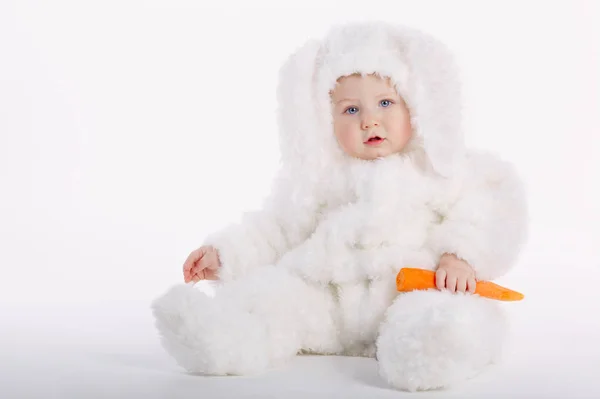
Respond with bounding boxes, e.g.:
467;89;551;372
275;39;321;165
389;26;467;178
275;39;345;187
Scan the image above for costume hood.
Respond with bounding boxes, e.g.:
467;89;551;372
275;21;466;200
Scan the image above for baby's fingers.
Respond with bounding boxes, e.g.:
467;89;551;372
184;248;210;282
191;269;204;283
456;277;467;293
185;248;208;270
190;263;206;279
446;274;458;293
183;252;196;269
183;262;196;283
467;277;477;294
435;269;446;290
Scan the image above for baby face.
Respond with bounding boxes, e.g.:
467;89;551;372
330;73;413;160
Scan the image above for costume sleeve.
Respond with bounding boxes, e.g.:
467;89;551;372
427;152;529;281
202;171;319;282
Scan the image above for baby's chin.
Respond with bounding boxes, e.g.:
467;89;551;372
355;146;399;161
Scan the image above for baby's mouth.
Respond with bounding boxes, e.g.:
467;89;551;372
365;136;385;145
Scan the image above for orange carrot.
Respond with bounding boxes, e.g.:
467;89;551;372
396;267;524;302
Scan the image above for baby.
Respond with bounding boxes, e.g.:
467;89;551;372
152;21;528;392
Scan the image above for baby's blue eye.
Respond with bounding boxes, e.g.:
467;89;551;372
345;107;358;114
380;99;392;107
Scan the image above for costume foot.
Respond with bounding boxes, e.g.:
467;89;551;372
151;284;272;375
376;290;507;391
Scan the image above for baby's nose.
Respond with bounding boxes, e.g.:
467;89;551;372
362;119;380;130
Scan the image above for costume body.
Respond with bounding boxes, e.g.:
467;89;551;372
152;22;528;391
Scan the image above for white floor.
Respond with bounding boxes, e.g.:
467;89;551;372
3;274;600;399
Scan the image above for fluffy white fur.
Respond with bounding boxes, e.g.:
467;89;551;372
152;21;528;392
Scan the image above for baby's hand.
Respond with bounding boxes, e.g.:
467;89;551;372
435;253;476;294
183;246;221;283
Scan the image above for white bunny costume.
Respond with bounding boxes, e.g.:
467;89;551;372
152;21;528;391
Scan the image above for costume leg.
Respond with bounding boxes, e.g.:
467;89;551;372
375;290;507;391
151;265;339;375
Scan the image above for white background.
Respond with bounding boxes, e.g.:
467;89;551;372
1;0;599;398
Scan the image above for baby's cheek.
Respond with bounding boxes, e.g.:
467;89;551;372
342;132;358;149
335;128;358;152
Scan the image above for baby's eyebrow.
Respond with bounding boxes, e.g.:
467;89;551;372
334;92;397;105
